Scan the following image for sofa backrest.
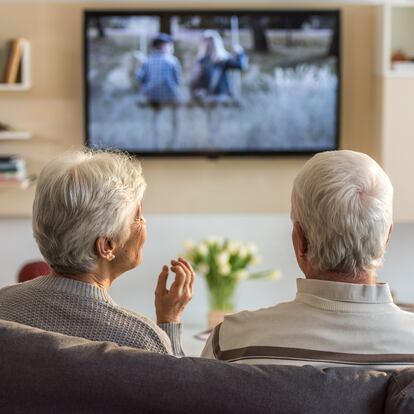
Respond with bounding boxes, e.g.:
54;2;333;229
0;319;412;414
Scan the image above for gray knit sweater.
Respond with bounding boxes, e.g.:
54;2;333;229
0;276;184;356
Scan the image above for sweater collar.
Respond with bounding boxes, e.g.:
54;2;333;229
296;278;393;304
30;276;115;304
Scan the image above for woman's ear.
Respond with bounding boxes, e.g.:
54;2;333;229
95;236;116;261
386;223;393;245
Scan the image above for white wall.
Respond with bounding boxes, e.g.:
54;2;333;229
1;215;414;327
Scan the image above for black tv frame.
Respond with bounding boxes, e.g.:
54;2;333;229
83;9;341;158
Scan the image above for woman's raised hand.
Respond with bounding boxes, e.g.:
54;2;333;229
155;257;195;324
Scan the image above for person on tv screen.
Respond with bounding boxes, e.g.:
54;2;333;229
190;29;248;104
137;33;182;147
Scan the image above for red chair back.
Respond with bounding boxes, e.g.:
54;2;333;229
18;261;51;283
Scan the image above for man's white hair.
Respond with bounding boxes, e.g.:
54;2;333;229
32;150;147;275
290;150;393;275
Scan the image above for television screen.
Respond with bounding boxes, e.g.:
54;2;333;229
84;10;340;156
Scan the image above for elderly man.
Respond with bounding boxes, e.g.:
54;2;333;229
202;150;414;367
137;33;181;148
137;33;181;108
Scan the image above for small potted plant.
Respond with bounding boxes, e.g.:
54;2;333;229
184;237;280;328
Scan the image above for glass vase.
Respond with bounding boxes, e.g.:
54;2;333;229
207;282;237;328
208;287;235;312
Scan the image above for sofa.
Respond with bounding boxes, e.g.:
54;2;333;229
0;319;413;414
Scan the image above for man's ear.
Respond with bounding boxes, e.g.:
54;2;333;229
95;236;116;261
386;223;393;245
293;222;308;258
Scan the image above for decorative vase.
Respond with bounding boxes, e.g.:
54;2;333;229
183;237;279;329
207;285;237;328
208;283;236;312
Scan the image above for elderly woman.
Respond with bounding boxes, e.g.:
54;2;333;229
0;150;194;356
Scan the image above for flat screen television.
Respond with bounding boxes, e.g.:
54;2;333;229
84;10;340;156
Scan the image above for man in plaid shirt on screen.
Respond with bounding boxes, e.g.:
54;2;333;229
137;33;182;148
137;33;182;109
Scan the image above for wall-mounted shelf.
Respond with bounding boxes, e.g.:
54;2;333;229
0;83;30;91
378;4;414;77
383;71;414;79
0;131;31;140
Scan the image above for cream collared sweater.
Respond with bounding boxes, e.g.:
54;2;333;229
202;278;414;367
0;276;184;356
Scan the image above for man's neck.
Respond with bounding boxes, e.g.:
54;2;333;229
305;270;376;285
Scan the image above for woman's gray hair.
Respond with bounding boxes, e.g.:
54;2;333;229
291;150;393;275
32;150;147;275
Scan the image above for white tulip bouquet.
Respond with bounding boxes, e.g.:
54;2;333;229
184;237;280;312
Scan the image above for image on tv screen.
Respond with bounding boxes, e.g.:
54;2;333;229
85;11;340;155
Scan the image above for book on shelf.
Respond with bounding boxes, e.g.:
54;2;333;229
0;154;25;166
0;155;26;181
2;38;25;84
0;155;19;162
0;164;19;172
0;45;8;82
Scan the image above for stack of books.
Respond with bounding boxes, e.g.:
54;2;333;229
1;38;28;84
0;155;27;183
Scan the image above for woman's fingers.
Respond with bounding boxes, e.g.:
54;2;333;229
155;261;194;324
170;262;192;302
178;257;196;292
172;259;190;274
169;264;187;292
177;257;193;273
171;260;192;282
188;267;195;291
178;257;196;289
176;257;195;285
155;265;169;295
